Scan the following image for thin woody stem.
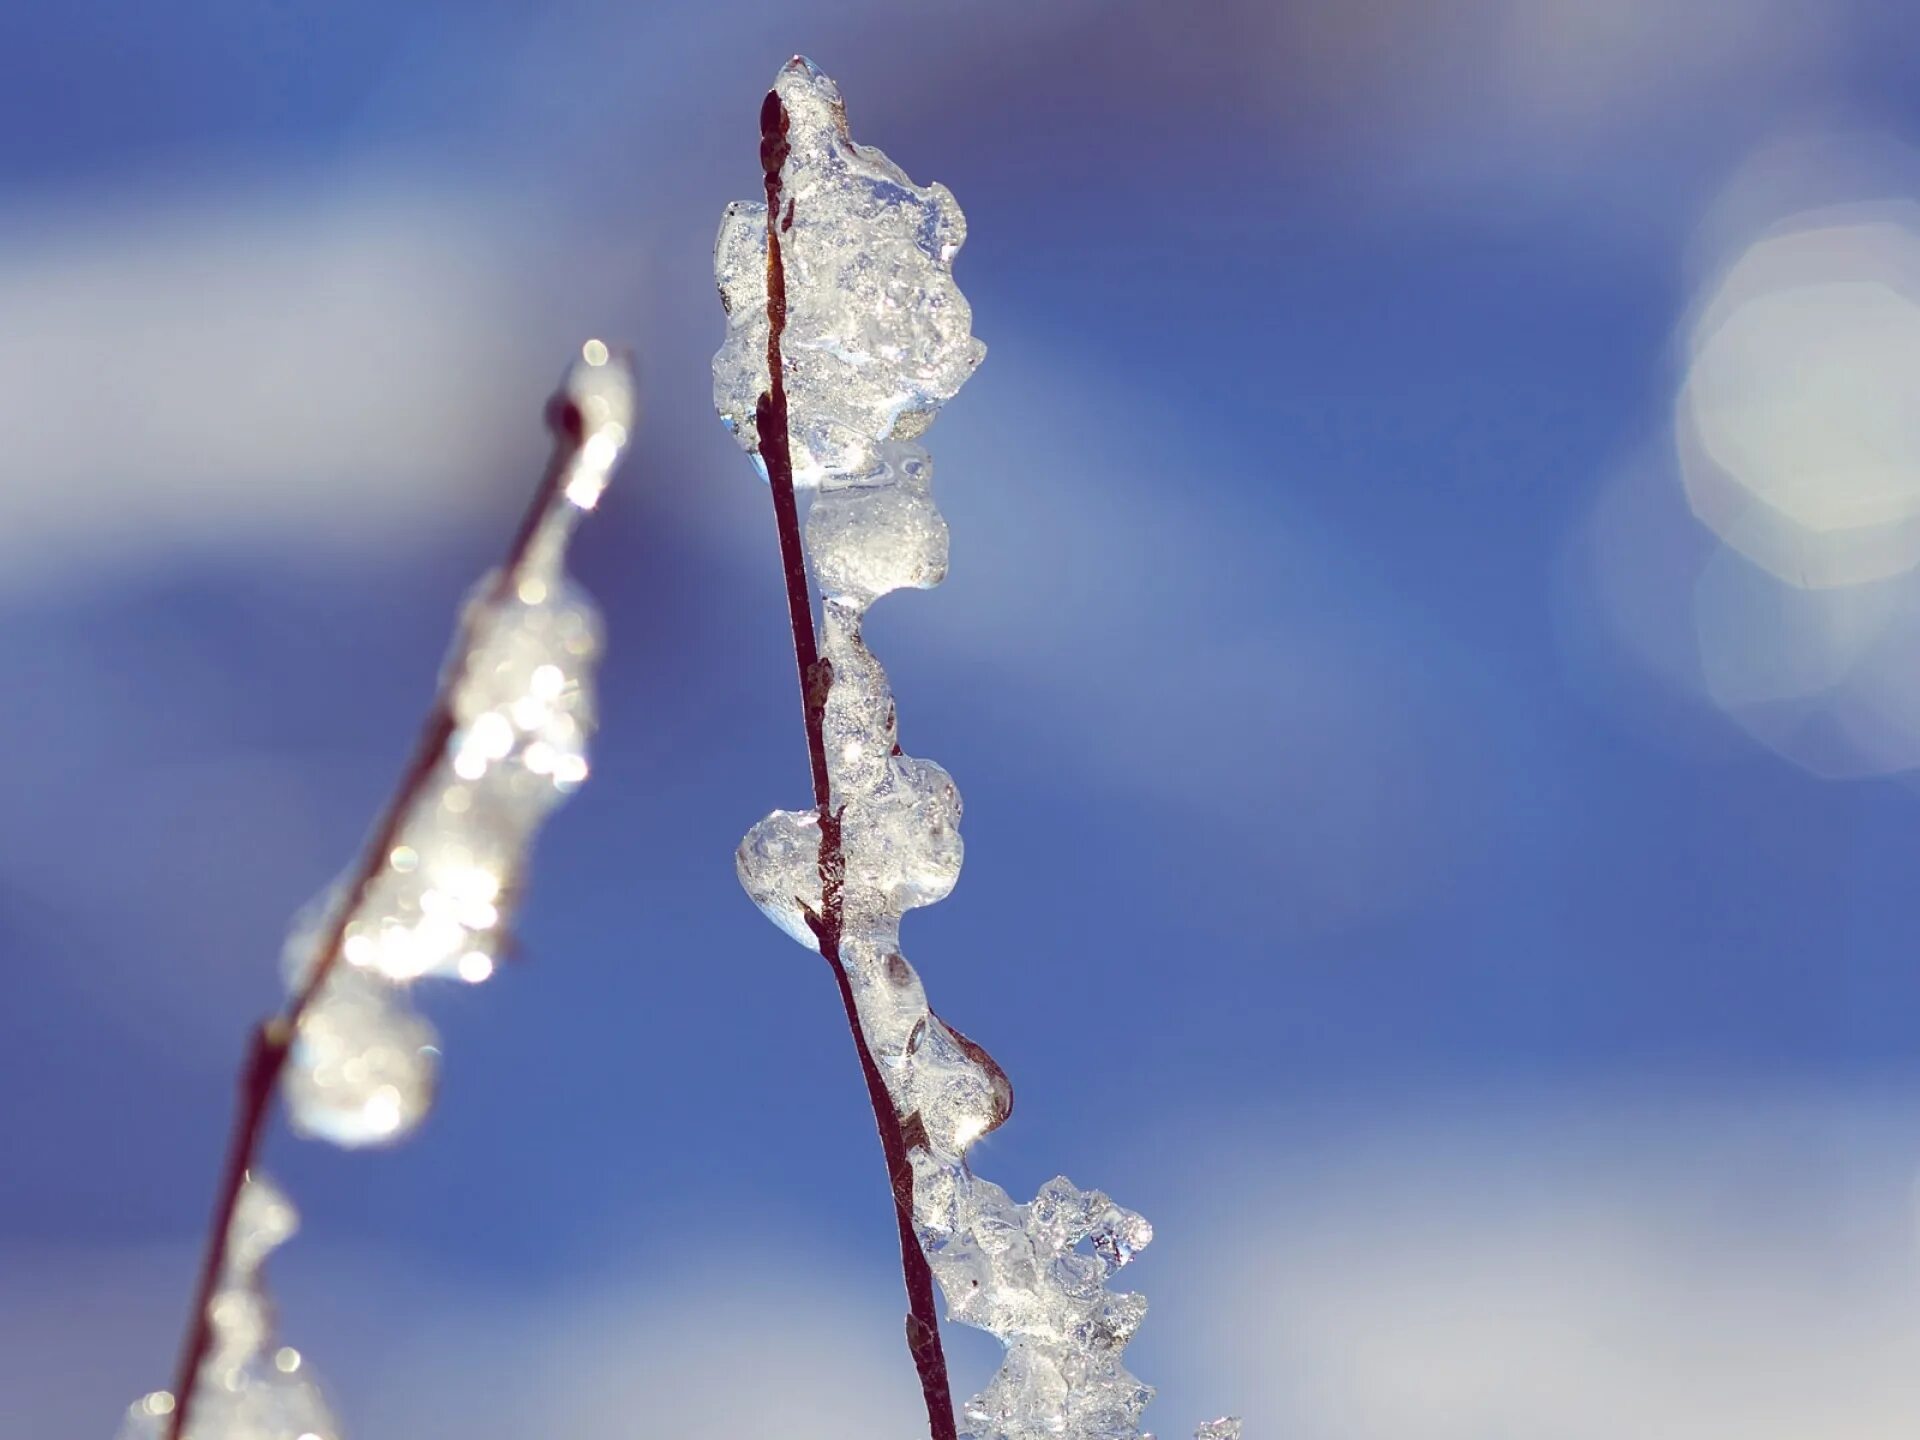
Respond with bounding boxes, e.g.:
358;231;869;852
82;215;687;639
162;384;598;1440
755;87;959;1440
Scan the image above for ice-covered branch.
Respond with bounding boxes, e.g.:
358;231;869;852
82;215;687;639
120;347;635;1440
715;58;1237;1440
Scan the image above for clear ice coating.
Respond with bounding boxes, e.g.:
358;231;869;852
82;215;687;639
450;577;601;812
274;582;603;994
283;966;438;1147
737;806;825;949
115;1177;338;1440
718;59;1235;1440
713;58;985;487
119;349;633;1438
279;551;605;995
279;347;629;1148
808;443;949;605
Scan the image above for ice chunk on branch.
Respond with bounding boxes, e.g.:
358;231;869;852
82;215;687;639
124;346;634;1440
716;57;1234;1440
117;1178;336;1440
279;349;629;1144
713;57;984;487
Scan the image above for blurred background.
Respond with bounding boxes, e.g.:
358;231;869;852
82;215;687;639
6;0;1920;1434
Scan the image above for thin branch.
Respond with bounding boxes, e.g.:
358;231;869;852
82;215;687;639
162;383;598;1440
755;87;959;1440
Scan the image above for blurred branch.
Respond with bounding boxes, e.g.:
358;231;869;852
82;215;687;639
161;367;623;1440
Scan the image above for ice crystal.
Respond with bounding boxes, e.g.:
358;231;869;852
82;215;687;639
713;59;984;486
717;58;1235;1440
115;1177;337;1440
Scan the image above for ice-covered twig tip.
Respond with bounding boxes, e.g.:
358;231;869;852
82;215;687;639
714;58;1238;1440
121;346;635;1440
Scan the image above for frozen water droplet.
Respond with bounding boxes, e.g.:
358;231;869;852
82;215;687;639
1077;1291;1150;1352
224;1173;297;1276
1194;1420;1242;1440
115;1391;175;1440
204;1284;269;1373
819;602;897;799
842;755;963;910
1027;1177;1100;1254
121;1173;342;1440
185;1366;339;1440
737;808;824;949
910;1145;962;1237
283;969;437;1147
1090;1201;1153;1275
808;443;949;607
713;200;770;447
451;580;600;811
285;799;517;989
905;1015;1011;1154
841;934;928;1071
966;1343;1070;1439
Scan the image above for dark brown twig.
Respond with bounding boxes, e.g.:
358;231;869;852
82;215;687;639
161;383;597;1440
754;86;959;1440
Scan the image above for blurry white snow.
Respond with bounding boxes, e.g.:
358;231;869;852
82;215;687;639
11;1087;1919;1437
1168;1088;1920;1438
0;172;548;597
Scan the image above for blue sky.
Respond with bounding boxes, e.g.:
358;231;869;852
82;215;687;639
6;2;1920;1434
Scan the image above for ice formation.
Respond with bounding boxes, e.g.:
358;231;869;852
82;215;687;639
116;1178;336;1440
121;348;632;1439
716;59;1235;1440
280;349;630;1147
713;58;983;487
